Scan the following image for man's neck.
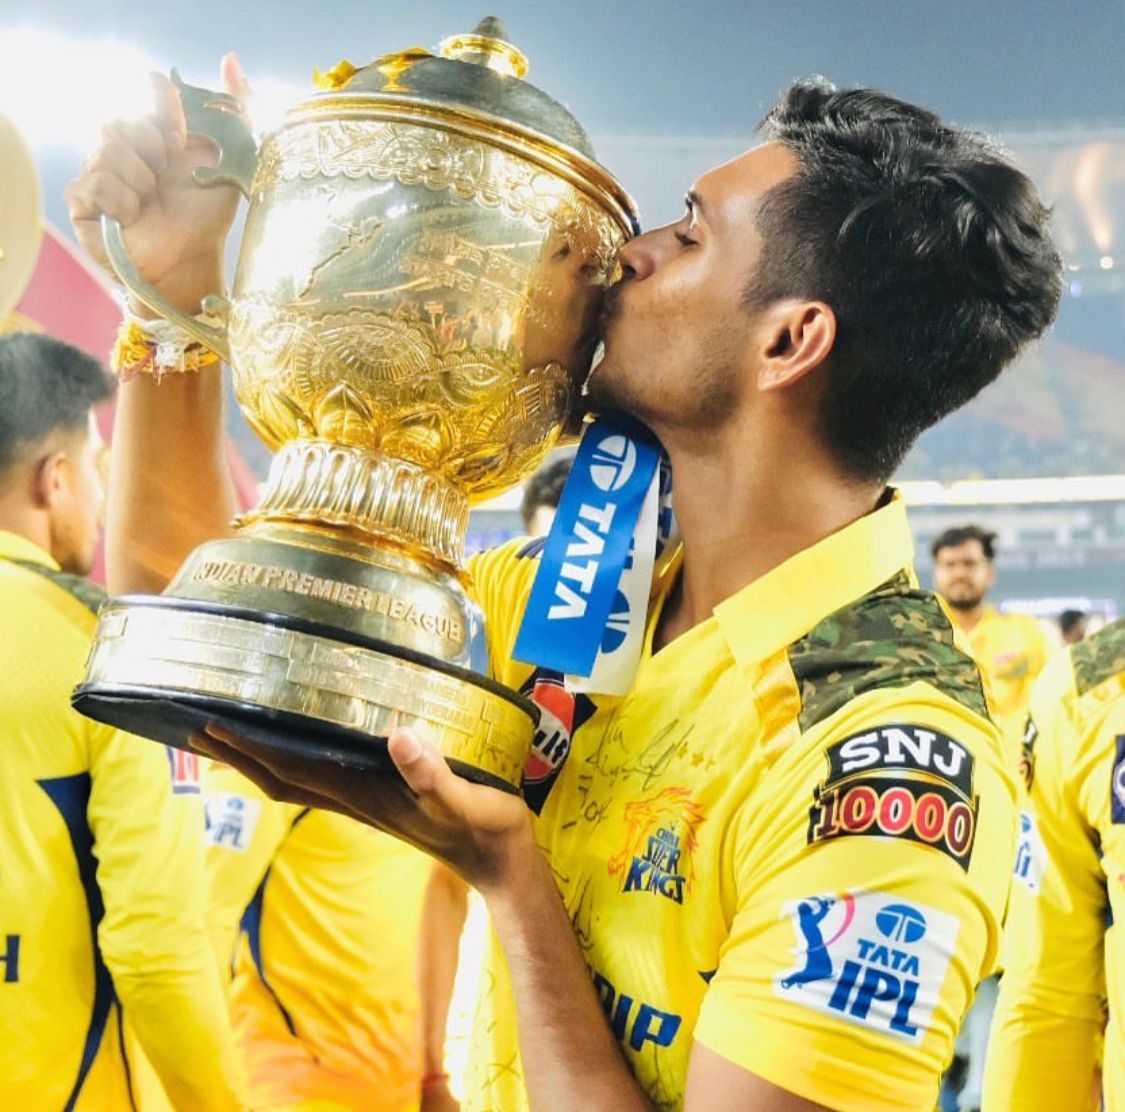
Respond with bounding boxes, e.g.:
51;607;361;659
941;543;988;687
0;501;53;562
653;423;883;653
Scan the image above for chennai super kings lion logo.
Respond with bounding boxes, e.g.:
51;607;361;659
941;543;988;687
607;787;706;905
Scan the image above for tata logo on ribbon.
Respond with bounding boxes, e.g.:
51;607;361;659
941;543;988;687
514;418;661;678
601;590;631;653
546;501;619;622
590;434;637;493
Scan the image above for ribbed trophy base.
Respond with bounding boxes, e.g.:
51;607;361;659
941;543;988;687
73;597;537;793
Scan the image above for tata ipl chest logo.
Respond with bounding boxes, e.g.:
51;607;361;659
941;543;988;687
775;891;959;1044
204;791;263;852
606;787;706;905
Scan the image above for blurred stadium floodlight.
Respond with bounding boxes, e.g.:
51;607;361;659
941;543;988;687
0;28;160;151
0;27;303;150
899;475;1125;506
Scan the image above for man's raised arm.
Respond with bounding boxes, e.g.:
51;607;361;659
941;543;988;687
65;58;249;593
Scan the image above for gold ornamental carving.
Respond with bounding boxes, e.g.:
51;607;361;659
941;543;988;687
253;120;622;272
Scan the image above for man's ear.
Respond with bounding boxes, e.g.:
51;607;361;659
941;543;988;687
32;451;68;510
756;300;836;392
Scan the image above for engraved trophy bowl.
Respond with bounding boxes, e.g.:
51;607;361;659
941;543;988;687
73;18;639;792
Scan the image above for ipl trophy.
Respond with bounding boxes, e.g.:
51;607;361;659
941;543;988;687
73;18;638;791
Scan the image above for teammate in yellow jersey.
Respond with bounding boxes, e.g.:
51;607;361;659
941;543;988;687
0;333;244;1111
71;68;1063;1111
931;525;1053;759
60;58;429;1112
930;524;1052;1111
983;617;1124;1111
202;761;428;1112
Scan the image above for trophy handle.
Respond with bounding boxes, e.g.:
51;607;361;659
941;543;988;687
101;69;260;364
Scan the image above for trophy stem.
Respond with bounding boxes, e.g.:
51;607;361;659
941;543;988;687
239;439;470;569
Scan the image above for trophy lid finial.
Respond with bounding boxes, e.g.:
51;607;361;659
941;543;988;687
439;17;528;78
472;16;510;40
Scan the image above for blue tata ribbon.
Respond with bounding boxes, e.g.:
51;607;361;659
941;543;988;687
514;416;662;678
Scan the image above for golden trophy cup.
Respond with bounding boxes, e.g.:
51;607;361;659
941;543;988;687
73;18;638;791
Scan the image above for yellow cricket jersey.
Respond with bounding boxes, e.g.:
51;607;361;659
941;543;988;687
984;617;1124;1111
956;606;1052;760
203;761;428;1112
463;494;1015;1112
0;530;244;1111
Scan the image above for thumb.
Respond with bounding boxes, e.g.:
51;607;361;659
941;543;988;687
150;71;187;155
220;51;253;109
387;726;455;798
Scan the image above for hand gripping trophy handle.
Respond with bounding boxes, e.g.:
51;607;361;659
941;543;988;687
100;70;259;364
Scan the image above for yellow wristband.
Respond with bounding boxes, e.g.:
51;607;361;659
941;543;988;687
110;318;221;382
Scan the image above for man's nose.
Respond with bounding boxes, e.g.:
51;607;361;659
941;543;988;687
616;230;659;282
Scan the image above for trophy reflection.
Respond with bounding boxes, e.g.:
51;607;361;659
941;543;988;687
74;18;638;791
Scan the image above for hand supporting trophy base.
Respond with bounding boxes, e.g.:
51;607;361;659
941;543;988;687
72;19;638;794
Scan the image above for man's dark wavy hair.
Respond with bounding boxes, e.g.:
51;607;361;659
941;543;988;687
746;80;1063;482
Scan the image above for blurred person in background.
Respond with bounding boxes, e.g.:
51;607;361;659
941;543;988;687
983;615;1123;1111
0;332;245;1111
932;525;1052;761
1058;607;1088;646
61;56;430;1111
519;453;573;536
201;760;429;1112
931;524;1052;1112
